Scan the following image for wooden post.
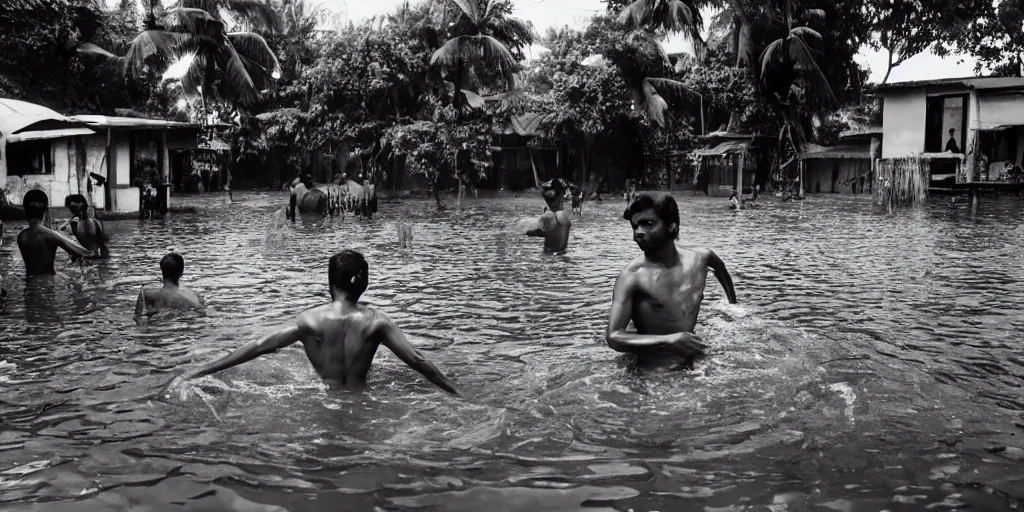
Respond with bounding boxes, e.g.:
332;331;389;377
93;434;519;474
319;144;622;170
735;153;744;209
798;159;805;199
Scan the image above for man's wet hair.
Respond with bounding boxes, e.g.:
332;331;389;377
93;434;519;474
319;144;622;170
301;173;314;188
65;194;87;211
160;253;185;284
328;249;369;299
23;190;49;220
541;178;566;198
623;193;680;240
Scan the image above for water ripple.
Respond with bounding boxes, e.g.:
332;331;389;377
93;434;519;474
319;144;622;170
0;192;1022;511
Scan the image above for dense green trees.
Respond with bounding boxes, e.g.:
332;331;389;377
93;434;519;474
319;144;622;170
0;0;1010;195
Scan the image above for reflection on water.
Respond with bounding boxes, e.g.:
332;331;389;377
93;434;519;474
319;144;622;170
1;192;1023;511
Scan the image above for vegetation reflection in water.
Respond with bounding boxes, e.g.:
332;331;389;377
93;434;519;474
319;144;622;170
0;192;1022;512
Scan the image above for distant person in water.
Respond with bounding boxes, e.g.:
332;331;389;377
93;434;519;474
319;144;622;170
606;194;737;365
526;178;571;253
135;253;204;317
59;194;109;260
162;250;459;395
17;190;93;276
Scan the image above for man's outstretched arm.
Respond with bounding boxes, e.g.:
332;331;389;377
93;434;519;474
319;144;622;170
525;212;554;237
48;227;92;258
378;318;460;396
705;249;737;304
188;324;303;380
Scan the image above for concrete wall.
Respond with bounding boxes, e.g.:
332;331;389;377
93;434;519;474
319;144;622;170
804;158;872;194
976;94;1024;130
882;89;927;158
2;138;79;207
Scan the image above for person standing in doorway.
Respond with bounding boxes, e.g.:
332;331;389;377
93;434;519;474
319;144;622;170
946;128;961;153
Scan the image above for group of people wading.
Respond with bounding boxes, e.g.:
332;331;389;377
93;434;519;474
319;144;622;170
287;172;378;220
1;174;738;402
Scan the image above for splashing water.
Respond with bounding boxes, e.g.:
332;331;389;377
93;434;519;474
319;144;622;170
0;193;1022;511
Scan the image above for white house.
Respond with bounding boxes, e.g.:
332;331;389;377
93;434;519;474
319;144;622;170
876;77;1024;188
1;98;204;214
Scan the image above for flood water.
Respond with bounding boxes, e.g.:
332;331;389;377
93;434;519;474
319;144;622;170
1;192;1023;512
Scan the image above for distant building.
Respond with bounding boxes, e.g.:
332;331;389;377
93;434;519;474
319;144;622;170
1;98;204;214
876;76;1024;189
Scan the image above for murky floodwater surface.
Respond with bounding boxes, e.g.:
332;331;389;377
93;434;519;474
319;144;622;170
1;192;1023;511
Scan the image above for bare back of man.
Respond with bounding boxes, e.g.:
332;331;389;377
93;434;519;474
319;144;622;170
72;217;109;258
164;250;459;397
533;210;572;253
294;302;425;388
17;224;92;276
136;285;203;316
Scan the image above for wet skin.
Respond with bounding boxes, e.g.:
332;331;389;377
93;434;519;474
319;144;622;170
17;219;92;276
526;191;572;252
171;297;459;395
606;208;737;364
135;281;204;317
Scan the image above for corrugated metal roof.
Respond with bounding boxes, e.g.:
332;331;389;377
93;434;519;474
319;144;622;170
800;142;870;160
6;127;96;143
72;115;201;130
502;113;551;136
876;76;1024;92
695;139;752;156
0;98;93;138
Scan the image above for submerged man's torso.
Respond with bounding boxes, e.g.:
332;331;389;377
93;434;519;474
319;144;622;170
296;305;383;388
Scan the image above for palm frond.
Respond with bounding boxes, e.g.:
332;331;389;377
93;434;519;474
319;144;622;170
447;0;481;24
636;79;670;127
124;30;189;73
460;89;486;109
165;7;224;37
484;87;533;112
76;42;121;60
430;34;518;72
215;43;258;105
179;0;282;32
486;16;535;49
226;31;281;77
788;34;835;104
801;8;826;26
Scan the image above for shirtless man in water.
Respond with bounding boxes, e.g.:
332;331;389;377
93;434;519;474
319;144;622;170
164;250;459;395
16;190;93;276
135;253;204;317
59;195;109;260
526;179;571;252
606;194;737;363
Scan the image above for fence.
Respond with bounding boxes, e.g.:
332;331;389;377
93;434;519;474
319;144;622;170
874;157;929;209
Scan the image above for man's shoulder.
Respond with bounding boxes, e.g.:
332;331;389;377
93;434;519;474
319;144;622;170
679;245;714;259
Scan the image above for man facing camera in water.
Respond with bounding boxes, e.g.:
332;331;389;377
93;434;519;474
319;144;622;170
162;250;460;396
606;194;737;364
16;190;93;276
135;253;204;317
525;179;571;253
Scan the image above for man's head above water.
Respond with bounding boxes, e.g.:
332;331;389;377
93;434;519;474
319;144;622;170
161;253;185;285
65;194;88;216
540;179;566;208
623;193;680;252
23;190;49;221
328;249;369;301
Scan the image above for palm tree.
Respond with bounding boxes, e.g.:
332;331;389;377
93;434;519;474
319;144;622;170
78;0;282;108
608;1;708;128
756;0;834;191
429;0;534;111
